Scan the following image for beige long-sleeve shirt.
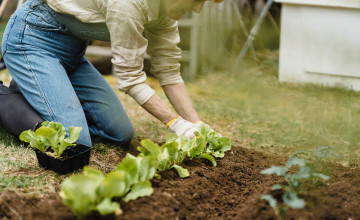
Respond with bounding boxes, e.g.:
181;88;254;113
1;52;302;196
46;0;184;105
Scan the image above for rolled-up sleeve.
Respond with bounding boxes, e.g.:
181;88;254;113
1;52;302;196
145;18;184;87
106;1;155;105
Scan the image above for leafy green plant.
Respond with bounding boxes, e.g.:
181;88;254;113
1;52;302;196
165;124;232;166
60;124;233;218
260;147;336;220
166;134;217;166
19;121;82;158
195;124;232;158
293;146;340;184
261;191;304;220
60;154;156;218
137;139;189;178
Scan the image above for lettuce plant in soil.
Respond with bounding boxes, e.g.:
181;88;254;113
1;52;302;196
166;124;232;166
137;139;190;178
260;147;336;220
60;155;156;218
293;146;341;184
60;124;233;218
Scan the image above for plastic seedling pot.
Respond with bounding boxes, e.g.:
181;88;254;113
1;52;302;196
35;144;91;174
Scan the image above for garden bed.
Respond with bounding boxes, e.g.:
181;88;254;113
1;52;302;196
0;138;359;219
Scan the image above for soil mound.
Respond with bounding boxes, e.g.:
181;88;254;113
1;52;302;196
0;141;359;220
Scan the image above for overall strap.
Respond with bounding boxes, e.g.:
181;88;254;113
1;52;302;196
56;13;111;42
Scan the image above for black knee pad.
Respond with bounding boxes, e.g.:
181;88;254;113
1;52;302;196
0;80;44;136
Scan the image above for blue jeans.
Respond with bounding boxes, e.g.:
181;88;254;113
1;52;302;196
2;0;134;147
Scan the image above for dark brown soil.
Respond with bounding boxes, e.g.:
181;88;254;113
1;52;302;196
0;138;359;220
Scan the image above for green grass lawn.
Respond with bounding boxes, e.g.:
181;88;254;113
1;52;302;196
187;56;360;167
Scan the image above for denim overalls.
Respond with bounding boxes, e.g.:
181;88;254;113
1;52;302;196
1;0;134;147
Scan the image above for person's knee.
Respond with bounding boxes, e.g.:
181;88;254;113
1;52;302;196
77;137;93;148
117;125;134;146
95;122;134;147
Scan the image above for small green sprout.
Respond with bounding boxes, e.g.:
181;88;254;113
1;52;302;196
261;146;338;220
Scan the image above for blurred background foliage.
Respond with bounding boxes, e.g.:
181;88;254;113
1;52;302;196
187;0;281;74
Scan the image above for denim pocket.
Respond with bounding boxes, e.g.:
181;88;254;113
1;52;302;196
26;7;62;32
2;14;17;55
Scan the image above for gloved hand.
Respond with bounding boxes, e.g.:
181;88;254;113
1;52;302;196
167;116;198;139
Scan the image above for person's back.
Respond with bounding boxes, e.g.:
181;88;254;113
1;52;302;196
46;0;106;23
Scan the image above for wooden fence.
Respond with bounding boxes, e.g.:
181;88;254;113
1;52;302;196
184;0;279;80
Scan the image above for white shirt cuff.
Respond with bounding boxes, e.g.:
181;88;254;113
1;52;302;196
127;83;155;105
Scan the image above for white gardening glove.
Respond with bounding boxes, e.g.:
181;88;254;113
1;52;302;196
167;116;198;139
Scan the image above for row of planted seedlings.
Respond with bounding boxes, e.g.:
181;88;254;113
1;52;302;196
19;121;232;218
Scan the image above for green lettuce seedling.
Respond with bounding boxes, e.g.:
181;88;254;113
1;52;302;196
60;167;106;218
19;121;82;158
61;126;233;218
293;146;340;184
60;154;156;218
177;134;218;166
260;157;307;220
166;124;232;167
261;190;305;220
137;139;190;178
195;124;232;158
260;148;334;220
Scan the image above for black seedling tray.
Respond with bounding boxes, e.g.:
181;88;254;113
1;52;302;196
35;144;91;174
